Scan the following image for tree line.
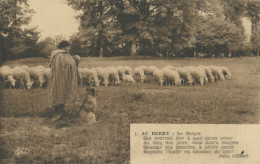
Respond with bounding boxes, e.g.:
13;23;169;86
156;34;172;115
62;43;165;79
0;0;259;61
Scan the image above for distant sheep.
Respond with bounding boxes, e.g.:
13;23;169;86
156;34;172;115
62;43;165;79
124;66;133;75
147;66;157;77
185;66;207;86
107;66;120;85
122;74;135;83
29;67;46;88
0;66;16;88
163;69;181;86
153;69;165;86
140;66;149;76
13;69;33;89
81;68;100;87
20;65;30;72
219;66;231;80
117;66;126;80
96;67;109;86
133;67;145;83
208;66;225;81
198;65;214;83
173;67;194;85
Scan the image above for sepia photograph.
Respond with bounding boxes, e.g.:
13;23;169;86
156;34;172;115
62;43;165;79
0;0;259;163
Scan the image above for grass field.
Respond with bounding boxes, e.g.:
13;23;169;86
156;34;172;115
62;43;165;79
0;57;260;163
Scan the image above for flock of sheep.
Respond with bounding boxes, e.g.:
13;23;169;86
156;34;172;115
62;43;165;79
0;64;231;89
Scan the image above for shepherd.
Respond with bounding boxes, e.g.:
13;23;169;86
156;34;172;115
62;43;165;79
48;40;79;118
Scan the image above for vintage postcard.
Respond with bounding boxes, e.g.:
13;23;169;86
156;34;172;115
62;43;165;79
0;0;259;163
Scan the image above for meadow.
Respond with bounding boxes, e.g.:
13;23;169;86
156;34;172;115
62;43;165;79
0;56;260;163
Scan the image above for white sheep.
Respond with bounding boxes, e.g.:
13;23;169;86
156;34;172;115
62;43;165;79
0;66;16;88
20;65;30;72
219;66;231;80
13;69;33;89
162;65;174;70
0;66;12;71
173;67;194;85
122;74;135;83
163;69;181;86
185;66;207;86
117;66;126;80
198;65;214;83
96;67;109;86
29;67;46;88
147;66;157;77
153;69;165;86
81;68;100;87
124;66;133;75
140;66;149;76
35;65;47;70
208;66;225;81
106;66;121;85
133;67;145;83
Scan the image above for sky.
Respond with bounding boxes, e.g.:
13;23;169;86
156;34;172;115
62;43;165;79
27;0;80;41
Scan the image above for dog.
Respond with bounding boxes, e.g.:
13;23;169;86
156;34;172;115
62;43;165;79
77;87;98;124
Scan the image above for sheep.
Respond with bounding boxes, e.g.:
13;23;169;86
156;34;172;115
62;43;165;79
198;65;215;83
208;66;225;81
81;68;100;87
153;69;165;86
185;66;207;86
0;66;16;88
13;69;33;89
140;66;149;76
133;67;145;83
219;66;231;80
173;67;194;85
162;65;174;70
117;66;126;80
163;69;181;86
20;65;30;72
122;74;135;83
35;65;47;70
0;66;12;71
96;67;109;86
147;66;157;76
106;66;121;85
28;67;46;88
124;66;133;75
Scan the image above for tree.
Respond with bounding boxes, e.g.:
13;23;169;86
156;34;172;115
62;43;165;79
0;0;39;61
246;0;260;32
196;16;246;57
68;0;120;57
246;0;260;56
251;28;260;56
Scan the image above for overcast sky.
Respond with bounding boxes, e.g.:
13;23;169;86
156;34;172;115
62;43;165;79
28;0;80;40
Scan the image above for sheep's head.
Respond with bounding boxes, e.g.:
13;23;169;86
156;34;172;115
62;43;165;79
11;79;16;87
176;80;182;86
209;76;215;82
7;75;16;87
159;79;164;86
27;81;33;89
